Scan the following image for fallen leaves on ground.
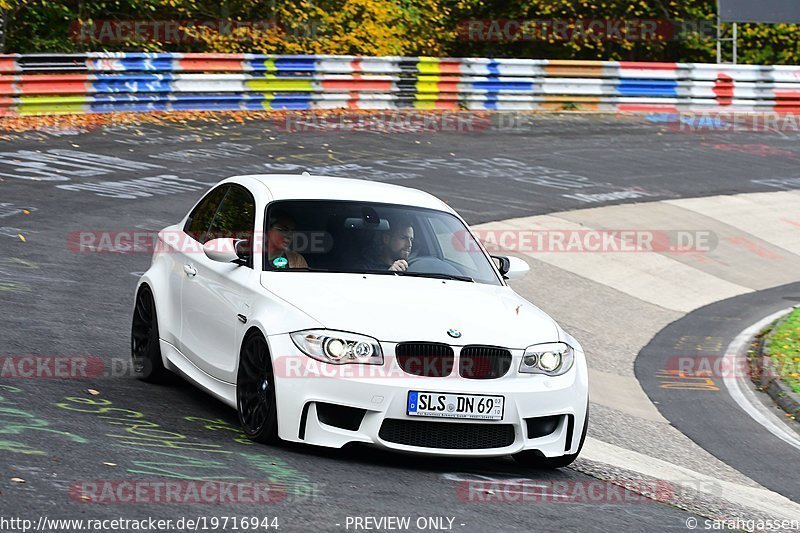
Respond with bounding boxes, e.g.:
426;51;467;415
0;109;498;137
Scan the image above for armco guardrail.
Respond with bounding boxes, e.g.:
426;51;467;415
2;52;800;115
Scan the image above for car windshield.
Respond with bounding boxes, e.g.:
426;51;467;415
263;200;502;286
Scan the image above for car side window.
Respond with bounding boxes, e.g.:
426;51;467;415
206;185;256;267
184;185;229;243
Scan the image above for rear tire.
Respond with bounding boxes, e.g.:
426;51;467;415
236;332;280;444
514;403;589;469
131;285;169;383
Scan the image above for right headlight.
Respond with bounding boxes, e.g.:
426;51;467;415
519;342;574;376
290;329;384;365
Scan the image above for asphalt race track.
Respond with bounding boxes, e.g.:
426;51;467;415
2;113;800;531
637;281;800;502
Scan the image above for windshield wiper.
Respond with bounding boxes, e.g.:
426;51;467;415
393;271;474;282
278;268;473;282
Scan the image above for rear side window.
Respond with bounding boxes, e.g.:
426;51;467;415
207;185;256;241
206;185;257;267
184;185;228;242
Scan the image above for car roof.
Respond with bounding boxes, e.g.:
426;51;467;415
225;174;454;213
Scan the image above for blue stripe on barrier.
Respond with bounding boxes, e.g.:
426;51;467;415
248;72;313;78
111;58;176;71
617;79;678;97
170;93;249;111
249;57;319;72
486;62;501;76
270;99;313;110
89;94;171;112
92;79;175;94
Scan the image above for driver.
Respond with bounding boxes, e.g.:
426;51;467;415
363;219;414;272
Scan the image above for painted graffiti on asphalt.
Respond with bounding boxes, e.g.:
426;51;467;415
57;397;318;496
0;149;163;181
0;385;89;455
56;175;213;199
148;142;254;162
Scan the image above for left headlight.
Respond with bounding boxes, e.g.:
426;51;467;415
519;342;574;376
290;329;384;365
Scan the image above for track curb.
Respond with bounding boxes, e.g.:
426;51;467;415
753;307;800;422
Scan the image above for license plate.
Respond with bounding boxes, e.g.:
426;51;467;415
407;391;504;420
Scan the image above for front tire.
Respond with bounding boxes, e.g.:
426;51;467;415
236;332;280;444
514;403;589;469
131;285;168;382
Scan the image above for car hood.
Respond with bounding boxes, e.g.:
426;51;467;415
260;272;560;348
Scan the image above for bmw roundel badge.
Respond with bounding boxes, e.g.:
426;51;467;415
447;328;462;339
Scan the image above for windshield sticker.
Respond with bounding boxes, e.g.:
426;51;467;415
273;257;288;268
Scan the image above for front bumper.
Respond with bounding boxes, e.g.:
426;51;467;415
267;334;589;458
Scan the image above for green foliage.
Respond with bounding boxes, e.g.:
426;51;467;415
0;0;799;64
766;308;800;396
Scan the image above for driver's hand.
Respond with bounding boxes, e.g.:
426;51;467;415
389;259;408;272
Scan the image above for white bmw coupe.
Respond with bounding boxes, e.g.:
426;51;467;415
132;174;589;467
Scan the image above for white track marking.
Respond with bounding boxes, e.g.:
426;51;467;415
723;307;800;452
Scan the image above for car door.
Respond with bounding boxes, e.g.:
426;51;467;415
165;185;229;348
180;183;257;383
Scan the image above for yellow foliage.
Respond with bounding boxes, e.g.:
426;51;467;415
179;0;447;55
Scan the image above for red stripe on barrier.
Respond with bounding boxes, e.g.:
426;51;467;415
0;57;18;74
0;77;17;96
774;90;800;100
348;91;360;108
181;53;246;59
713;74;734;105
428;101;460;109
178;58;246;71
774;91;800;114
351;59;362;73
0;96;17;116
435;82;460;93
438;61;463;75
15;74;90;95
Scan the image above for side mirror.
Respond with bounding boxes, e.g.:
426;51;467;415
203;238;249;265
492;255;529;280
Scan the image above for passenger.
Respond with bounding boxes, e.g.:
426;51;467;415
266;209;308;269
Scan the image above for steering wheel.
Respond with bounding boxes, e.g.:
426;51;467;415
407;256;464;276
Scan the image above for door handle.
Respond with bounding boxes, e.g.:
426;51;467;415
183;264;197;277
